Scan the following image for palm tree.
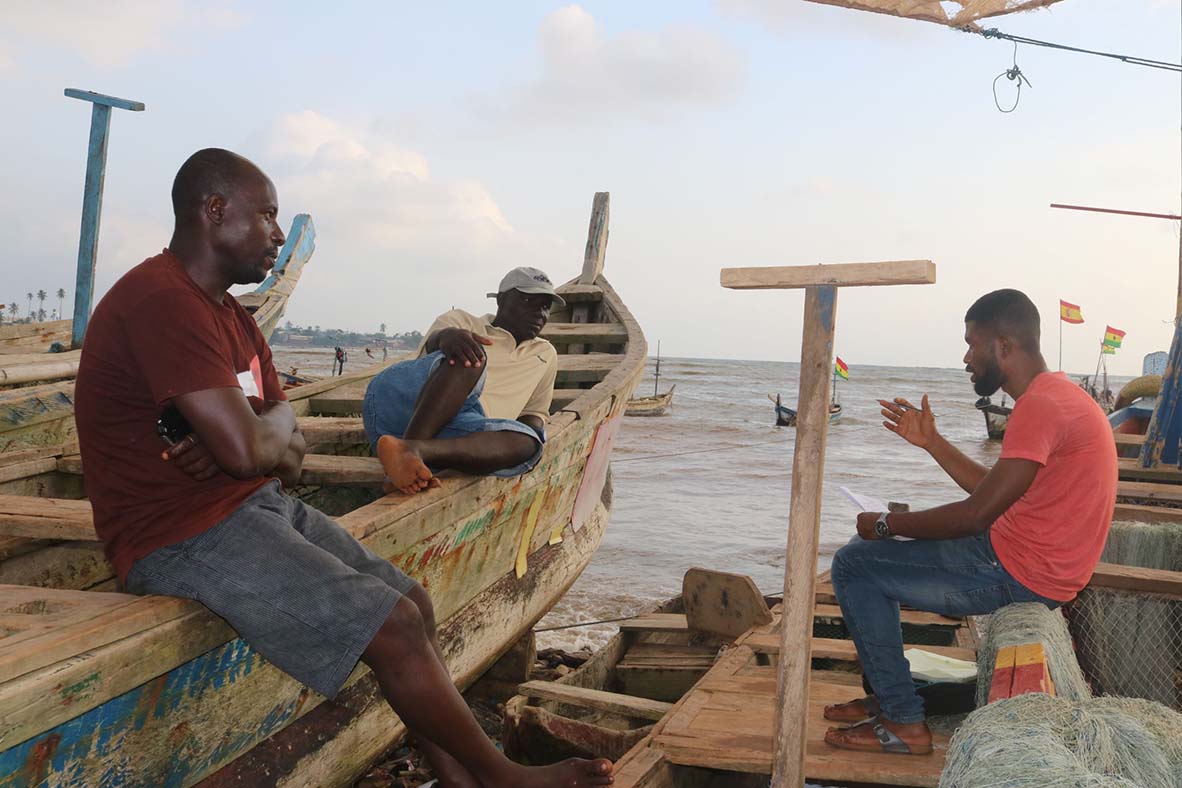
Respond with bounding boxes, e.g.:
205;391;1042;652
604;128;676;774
26;292;32;316
379;322;387;335
36;290;47;322
8;303;18;321
56;288;66;320
37;308;46;322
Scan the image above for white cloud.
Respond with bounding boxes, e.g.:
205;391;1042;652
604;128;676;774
0;1;246;67
495;5;744;123
261;111;569;333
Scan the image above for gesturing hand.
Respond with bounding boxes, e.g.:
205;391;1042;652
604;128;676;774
162;433;222;481
879;394;937;451
438;328;494;368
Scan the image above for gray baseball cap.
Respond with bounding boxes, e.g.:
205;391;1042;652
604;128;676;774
487;266;566;308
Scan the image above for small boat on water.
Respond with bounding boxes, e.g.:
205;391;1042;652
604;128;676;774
772;394;842;426
1109;352;1167;436
625;341;674;417
0;193;648;787
974;395;1010;440
625;385;675;417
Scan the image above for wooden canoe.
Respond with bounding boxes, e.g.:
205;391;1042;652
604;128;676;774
0;215;316;453
0;195;645;787
625;386;675;417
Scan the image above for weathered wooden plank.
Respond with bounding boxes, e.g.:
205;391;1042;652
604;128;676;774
1116;480;1182;504
620;614;689;633
812;603;960;628
556;353;619;383
683;568;772;640
1112;502;1182;523
744;633;975;663
556;284;603;304
541;323;627;345
519;679;673;721
307;396;366;416
1114;433;1146;446
296;416;368;446
721;260;936;290
1088;561;1182;598
0;495;95;541
0;320;71;344
1118;457;1182;483
580;193;610;285
299;454;385;486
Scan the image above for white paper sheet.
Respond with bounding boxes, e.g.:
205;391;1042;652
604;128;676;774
839;486;914;541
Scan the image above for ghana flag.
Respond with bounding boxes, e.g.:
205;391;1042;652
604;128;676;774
1103;325;1126;349
835;357;849;380
1060;300;1084;324
1101;342;1116;355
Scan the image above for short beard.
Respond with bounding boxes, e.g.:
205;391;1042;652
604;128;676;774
972;361;1004;397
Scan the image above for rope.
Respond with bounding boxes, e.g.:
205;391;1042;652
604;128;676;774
963;26;1182;73
992;40;1031;113
612;437;793;463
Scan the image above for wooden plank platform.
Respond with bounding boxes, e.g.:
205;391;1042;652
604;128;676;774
743;633;975;663
518;680;673;721
1116;480;1182;505
650;649;949;784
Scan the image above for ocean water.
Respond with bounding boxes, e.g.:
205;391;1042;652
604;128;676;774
272;348;1126;652
535;356;1130;651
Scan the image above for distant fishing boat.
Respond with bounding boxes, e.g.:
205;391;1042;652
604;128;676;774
975;395;1010;440
626;340;674;417
771;356;846;426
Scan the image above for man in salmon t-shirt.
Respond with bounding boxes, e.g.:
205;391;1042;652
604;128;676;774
820;288;1117;757
73;148;612;788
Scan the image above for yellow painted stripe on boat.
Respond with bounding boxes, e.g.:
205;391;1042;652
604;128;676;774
515;489;546;579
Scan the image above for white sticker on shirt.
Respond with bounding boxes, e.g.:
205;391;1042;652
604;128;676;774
237;355;264;399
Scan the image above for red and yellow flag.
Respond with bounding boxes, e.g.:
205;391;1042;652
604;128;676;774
1059;300;1084;324
1103;325;1126;349
835;357;849;380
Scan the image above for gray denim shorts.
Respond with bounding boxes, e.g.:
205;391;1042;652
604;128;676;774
125;480;415;698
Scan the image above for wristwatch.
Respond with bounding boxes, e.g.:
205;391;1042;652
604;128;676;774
874;512;892;539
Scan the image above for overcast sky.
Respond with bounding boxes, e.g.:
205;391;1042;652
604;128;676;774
2;1;1178;374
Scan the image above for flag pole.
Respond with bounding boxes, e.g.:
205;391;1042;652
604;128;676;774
1059;317;1063;371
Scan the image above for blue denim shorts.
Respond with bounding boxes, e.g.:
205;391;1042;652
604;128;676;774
362;350;544;478
125;481;416;698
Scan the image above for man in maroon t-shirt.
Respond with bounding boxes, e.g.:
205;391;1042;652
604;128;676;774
74;149;611;788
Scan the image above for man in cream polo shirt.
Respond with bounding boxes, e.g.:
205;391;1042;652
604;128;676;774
363;267;562;493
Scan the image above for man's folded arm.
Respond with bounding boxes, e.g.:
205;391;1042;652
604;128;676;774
172;387;298;480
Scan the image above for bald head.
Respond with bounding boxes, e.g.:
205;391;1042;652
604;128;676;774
167;148;286;290
171;148;268;222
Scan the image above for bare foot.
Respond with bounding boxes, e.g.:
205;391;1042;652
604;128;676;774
823;695;878;723
376;435;437;494
824;717;932;755
488;758;614;787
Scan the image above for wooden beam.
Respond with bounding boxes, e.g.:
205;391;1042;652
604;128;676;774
620;614;690;633
773;285;836;788
296;416;367;446
298;454;385;486
1117;480;1182;505
0;495;95;541
556;353;618;383
541;323;628;345
746;632;975;663
1112;502;1182;524
721;260;935;291
556;284;603;304
1118;457;1182;484
518;680;673;722
1114;433;1146;447
580;193;610;285
1088;561;1182;598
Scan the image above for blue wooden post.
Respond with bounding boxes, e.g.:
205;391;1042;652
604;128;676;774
1140;319;1182;469
65;89;144;349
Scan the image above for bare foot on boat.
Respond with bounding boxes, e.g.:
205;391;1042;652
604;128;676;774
823;695;879;722
489;758;614;787
376;435;438;494
824;717;932;755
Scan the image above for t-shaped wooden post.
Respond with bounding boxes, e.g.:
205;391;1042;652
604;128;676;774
720;259;936;788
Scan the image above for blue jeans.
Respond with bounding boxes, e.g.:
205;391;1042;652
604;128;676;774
830;532;1061;723
362;351;544;478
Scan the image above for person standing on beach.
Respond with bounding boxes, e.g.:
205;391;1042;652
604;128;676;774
823;288;1116;756
73;148;613;788
362;267;561;494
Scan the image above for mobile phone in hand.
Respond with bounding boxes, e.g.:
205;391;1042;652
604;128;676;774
157;405;193;446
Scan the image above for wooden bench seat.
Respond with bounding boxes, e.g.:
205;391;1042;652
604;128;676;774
519;679;673;721
0;495;95;541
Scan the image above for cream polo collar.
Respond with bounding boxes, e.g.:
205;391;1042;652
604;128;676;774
478;313;549;352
